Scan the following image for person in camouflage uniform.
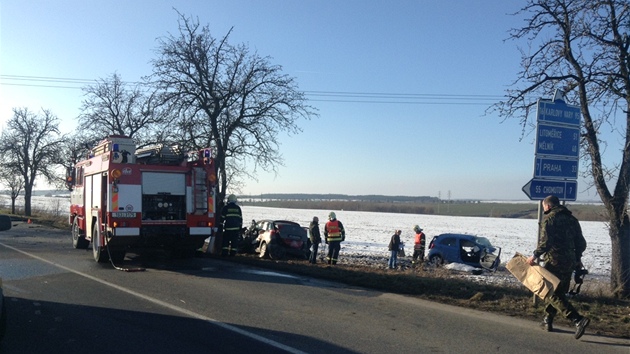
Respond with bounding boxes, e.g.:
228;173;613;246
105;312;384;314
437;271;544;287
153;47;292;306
527;195;590;339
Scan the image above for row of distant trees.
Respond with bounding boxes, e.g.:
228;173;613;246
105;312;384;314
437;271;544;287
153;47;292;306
0;11;316;218
1;2;629;297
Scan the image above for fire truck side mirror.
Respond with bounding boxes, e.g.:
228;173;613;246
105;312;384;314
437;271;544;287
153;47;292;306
66;168;75;191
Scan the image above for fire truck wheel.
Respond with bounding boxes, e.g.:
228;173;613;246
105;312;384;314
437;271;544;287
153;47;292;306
92;229;108;263
72;219;89;249
259;242;268;259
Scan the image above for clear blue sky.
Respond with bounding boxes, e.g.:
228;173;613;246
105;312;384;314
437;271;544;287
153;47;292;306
0;1;603;201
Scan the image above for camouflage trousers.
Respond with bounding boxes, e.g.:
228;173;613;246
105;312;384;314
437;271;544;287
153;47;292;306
543;264;580;321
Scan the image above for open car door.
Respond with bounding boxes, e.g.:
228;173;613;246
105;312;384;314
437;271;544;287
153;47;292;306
479;247;502;271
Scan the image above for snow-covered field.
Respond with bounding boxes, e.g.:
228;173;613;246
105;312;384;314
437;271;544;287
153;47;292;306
241;205;611;278
1;195;612;278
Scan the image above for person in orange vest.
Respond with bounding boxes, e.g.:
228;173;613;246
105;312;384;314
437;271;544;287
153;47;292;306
412;225;426;264
324;212;345;265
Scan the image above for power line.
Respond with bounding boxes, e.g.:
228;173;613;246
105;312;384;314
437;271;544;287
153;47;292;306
0;74;505;105
2;74;96;84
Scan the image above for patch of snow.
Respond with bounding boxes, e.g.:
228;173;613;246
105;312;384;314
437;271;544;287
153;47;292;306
1;196;611;280
241;206;611;278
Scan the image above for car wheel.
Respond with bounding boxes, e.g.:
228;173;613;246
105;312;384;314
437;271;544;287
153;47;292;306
259;242;268;258
268;245;286;260
429;254;443;266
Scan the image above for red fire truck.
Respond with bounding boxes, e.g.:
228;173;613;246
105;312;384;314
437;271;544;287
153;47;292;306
68;135;217;264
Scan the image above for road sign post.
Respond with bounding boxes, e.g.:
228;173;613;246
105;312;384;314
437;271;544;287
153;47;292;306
523;91;581;202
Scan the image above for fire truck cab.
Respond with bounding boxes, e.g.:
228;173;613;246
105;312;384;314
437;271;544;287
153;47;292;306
68;135;217;263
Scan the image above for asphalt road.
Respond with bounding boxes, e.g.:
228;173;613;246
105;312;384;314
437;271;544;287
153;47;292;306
0;222;628;354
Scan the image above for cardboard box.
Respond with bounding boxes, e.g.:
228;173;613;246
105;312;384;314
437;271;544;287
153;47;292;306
506;252;561;300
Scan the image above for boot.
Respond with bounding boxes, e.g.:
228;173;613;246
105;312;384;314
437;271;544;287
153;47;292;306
574;316;590;339
540;315;553;332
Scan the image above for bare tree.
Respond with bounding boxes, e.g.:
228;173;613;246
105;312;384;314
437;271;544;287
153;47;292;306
0;108;66;216
58;132;93;190
148;13;317;208
0;160;24;214
78;72;173;146
495;0;630;297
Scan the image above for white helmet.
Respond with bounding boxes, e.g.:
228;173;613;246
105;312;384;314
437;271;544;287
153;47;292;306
328;211;336;220
227;194;237;203
413;225;423;232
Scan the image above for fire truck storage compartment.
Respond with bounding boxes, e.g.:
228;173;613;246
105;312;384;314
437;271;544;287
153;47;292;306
142;172;186;221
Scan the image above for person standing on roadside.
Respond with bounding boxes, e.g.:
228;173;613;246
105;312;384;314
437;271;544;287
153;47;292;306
412;225;426;264
324;212;345;265
308;216;321;264
388;230;402;269
526;195;590;339
220;194;243;256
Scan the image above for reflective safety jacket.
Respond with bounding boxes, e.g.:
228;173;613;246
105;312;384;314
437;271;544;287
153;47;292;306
325;219;345;242
221;202;243;231
414;232;426;250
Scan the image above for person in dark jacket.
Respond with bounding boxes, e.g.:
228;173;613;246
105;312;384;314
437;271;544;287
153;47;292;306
388;230;402;269
220;194;243;256
527;195;589;339
308;216;322;264
324;212;345;265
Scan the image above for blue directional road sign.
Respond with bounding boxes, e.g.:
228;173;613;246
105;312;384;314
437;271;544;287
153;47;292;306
535;122;580;158
522;178;578;201
537;99;581;126
525;94;581;201
534;157;579;179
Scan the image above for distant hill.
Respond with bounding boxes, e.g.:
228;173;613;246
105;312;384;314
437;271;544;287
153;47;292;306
240;194;607;221
239;193;443;203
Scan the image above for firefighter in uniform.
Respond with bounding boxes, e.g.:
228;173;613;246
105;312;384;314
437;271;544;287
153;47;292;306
220;194;243;256
324;212;345;265
412;225;426;264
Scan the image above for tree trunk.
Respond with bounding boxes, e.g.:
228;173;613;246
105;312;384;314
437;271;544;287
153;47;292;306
24;187;32;217
609;214;630;298
10;197;16;215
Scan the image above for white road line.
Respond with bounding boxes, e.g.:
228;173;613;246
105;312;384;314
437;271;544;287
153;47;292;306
0;242;308;354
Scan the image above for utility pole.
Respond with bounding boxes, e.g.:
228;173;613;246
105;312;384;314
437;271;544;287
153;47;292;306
447;190;451;213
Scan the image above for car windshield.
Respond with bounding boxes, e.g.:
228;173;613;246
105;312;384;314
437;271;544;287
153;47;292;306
473;236;493;248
